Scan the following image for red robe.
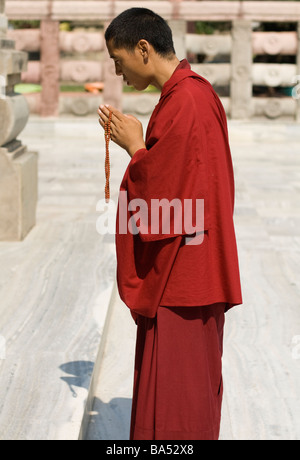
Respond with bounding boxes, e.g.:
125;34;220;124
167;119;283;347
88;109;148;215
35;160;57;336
116;60;242;319
130;303;226;440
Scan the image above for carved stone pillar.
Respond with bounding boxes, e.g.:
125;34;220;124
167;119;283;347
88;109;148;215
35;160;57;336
40;20;60;117
102;35;123;111
230;20;253;119
169;20;186;61
0;0;37;240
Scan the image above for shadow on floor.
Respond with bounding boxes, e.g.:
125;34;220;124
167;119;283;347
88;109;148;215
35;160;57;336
85;396;132;440
59;361;95;398
59;360;132;440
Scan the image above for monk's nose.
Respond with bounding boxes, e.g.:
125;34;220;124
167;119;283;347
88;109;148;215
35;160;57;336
115;63;122;76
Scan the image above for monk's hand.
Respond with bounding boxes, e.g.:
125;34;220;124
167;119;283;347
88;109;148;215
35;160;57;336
98;104;146;158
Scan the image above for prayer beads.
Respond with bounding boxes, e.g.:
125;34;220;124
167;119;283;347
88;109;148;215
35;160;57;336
104;110;113;203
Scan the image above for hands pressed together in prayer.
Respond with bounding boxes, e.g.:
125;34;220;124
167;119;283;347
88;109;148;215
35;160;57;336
98;105;146;158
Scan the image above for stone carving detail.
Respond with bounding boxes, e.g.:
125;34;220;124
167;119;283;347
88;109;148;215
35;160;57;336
264;99;283;119
60;31;104;53
7;28;40;52
61;61;103;83
22;61;103;84
252;64;297;87
186;34;231;56
69;97;91;116
198;65;218;85
193;64;231;86
252;32;297;55
8;29;104;54
254;97;295;118
261;32;282;55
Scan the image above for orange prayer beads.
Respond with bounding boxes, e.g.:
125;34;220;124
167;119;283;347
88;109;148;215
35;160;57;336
104;109;113;203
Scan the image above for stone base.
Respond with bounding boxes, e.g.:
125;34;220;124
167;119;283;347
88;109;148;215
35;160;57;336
0;141;38;241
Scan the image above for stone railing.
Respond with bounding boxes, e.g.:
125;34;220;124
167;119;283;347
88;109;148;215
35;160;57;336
7;27;114;116
5;0;300;22
188;26;300;120
4;1;300;120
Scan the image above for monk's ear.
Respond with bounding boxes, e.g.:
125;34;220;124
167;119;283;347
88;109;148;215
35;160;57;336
137;39;151;61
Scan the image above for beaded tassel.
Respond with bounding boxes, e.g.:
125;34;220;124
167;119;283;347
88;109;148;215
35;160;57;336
104;110;113;203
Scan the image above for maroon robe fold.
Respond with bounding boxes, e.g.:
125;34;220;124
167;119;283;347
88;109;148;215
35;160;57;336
116;60;242;319
130;303;225;440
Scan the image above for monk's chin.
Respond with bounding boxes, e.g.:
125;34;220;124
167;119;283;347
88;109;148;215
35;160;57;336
133;83;150;92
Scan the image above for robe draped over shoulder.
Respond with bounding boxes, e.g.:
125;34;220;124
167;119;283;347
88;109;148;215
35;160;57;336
116;60;242;319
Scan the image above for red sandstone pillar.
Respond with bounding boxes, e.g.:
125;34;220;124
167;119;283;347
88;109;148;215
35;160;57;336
40;19;60;117
102;23;123;111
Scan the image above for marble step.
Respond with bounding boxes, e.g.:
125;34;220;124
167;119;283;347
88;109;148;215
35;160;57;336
79;282;118;440
82;285;137;440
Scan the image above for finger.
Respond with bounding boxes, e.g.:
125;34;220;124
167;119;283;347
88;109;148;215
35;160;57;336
106;105;124;121
98;115;115;140
98;112;106;129
101;104;124;122
98;107;116;129
98;117;104;128
98;107;108;121
98;104;114;118
98;109;105;121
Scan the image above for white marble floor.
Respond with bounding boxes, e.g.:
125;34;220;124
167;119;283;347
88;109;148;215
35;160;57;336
0;116;126;440
0;116;300;440
84;120;300;441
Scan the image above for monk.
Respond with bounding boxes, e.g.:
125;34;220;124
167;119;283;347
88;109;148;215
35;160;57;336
98;8;242;441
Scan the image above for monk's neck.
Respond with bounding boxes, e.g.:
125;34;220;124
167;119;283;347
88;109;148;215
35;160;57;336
150;56;180;91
